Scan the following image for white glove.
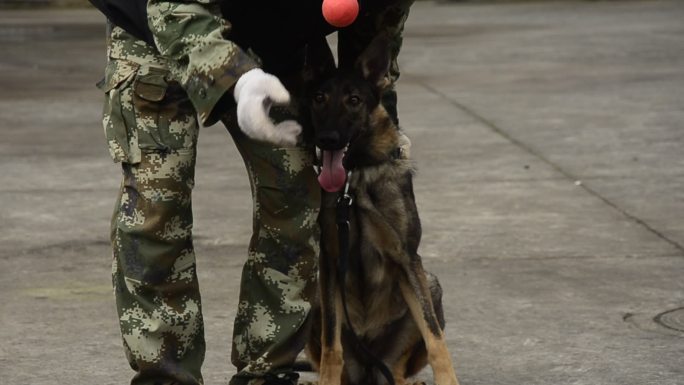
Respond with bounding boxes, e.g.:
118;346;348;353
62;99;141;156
233;68;302;146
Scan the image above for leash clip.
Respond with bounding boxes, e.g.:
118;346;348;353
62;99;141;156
336;171;353;225
337;193;353;208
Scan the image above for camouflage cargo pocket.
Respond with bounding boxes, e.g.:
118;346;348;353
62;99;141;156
132;66;199;154
101;61;198;164
101;59;140;163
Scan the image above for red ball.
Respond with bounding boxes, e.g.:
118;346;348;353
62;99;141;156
322;0;359;28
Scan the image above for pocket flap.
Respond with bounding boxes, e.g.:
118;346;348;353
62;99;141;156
99;59;139;92
133;70;168;102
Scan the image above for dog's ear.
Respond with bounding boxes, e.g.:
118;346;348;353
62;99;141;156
356;32;392;90
302;37;337;88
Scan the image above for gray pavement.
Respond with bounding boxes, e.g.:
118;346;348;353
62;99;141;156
1;2;683;384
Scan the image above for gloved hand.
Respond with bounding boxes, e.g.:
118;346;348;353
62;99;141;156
233;68;302;146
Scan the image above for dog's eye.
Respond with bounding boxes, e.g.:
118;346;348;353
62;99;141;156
348;95;361;106
313;92;327;104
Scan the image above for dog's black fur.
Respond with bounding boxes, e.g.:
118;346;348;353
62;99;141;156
301;35;460;385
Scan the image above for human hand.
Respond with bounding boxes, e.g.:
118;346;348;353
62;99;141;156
233;68;302;146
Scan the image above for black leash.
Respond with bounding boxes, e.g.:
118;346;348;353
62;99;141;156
335;171;396;385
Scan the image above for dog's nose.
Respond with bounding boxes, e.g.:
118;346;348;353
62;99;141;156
316;131;341;149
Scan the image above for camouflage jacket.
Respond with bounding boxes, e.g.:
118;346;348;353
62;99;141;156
101;0;414;126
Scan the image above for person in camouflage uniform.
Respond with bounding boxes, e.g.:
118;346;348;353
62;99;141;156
99;1;414;384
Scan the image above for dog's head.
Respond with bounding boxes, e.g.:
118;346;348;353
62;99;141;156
304;34;393;192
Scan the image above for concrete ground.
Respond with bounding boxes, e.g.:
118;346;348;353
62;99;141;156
1;1;683;384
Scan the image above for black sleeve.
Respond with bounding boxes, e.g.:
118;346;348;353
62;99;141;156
88;0;156;47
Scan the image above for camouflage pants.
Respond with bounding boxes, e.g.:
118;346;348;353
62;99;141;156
224;114;320;385
104;28;320;385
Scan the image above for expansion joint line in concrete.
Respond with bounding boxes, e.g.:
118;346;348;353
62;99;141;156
418;82;684;256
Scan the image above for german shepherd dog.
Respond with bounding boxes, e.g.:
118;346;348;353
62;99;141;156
301;34;460;385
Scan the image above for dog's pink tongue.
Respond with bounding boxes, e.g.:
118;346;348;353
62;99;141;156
318;149;347;192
